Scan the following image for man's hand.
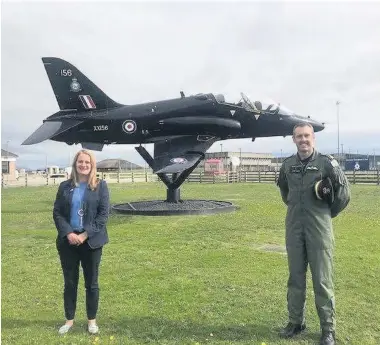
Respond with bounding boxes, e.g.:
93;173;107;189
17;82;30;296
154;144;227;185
67;233;81;245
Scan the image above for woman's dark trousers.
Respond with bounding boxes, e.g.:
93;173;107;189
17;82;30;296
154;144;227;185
57;237;102;320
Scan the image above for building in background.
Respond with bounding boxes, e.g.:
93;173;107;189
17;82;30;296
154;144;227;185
1;149;18;180
199;151;275;172
333;153;380;171
271;152;380;171
97;158;142;172
204;158;224;175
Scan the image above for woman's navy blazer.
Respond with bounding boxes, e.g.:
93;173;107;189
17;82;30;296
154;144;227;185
53;179;109;249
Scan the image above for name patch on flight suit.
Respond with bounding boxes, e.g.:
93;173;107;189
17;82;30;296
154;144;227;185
290;165;303;173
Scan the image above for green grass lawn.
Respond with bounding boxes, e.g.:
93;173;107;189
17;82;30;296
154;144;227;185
1;182;379;345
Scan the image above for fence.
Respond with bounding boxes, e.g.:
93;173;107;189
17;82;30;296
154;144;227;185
187;170;380;185
2;170;380;188
1;171;159;188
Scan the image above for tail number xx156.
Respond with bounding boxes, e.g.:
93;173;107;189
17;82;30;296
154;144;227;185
93;125;109;131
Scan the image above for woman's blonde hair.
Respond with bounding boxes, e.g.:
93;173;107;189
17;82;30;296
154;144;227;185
70;149;99;190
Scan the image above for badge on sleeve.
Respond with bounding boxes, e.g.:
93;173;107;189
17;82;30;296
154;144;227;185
326;154;339;168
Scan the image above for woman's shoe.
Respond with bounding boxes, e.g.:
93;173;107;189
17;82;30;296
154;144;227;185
88;323;99;334
58;324;72;335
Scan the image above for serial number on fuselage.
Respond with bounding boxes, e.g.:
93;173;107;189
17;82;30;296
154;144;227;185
93;125;109;131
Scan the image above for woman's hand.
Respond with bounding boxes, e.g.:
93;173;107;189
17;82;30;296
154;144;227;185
77;232;88;244
67;233;81;245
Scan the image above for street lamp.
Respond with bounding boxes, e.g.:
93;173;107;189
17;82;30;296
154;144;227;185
220;143;223;153
336;101;340;164
239;148;242;168
6;140;10;155
374;149;376;170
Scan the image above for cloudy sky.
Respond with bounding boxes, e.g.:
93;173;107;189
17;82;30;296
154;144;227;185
2;0;380;169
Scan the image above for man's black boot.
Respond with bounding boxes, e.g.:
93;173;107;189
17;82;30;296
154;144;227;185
320;331;336;345
279;322;306;338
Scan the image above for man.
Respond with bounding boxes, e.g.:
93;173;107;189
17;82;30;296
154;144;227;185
277;122;351;345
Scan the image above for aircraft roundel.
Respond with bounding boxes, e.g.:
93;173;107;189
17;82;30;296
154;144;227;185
122;120;137;133
170;157;188;164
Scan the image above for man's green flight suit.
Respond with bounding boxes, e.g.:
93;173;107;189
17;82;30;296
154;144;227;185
277;150;350;333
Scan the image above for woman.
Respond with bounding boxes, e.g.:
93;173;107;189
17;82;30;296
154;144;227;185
53;149;109;335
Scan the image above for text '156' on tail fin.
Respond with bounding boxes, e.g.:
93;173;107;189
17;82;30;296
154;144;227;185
42;57;121;112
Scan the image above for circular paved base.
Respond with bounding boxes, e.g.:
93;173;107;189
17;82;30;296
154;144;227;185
112;199;237;216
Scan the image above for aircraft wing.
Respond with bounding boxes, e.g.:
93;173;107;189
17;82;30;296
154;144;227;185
153;135;218;174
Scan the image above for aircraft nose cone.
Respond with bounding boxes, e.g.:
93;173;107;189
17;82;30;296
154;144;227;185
290;115;325;133
310;119;325;132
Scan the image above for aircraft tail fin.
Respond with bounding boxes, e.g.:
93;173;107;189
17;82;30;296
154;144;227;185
42;57;121;112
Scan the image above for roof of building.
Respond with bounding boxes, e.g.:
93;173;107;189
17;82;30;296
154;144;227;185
1;149;18;158
97;159;142;170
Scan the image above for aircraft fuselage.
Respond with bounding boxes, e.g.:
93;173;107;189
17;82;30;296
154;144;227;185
48;93;323;146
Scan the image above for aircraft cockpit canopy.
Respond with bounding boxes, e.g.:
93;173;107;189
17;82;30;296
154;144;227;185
213;92;296;116
238;92;295;115
214;94;225;103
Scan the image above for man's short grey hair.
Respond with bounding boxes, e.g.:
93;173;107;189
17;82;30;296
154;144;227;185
292;122;315;136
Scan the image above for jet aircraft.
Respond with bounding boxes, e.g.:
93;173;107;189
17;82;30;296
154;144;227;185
23;57;325;202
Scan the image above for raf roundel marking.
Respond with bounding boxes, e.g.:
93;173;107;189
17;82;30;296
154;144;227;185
122;120;137;134
170;157;188;164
